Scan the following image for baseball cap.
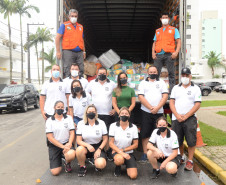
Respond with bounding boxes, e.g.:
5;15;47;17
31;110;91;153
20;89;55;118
181;67;191;75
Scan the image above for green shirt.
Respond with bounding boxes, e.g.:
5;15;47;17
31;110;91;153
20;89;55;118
112;86;136;108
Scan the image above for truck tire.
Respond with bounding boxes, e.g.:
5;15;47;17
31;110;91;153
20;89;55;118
202;90;209;96
21;100;28;112
34;98;39;109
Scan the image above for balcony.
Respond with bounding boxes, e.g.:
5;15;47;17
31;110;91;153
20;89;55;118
0;68;25;80
0;43;24;61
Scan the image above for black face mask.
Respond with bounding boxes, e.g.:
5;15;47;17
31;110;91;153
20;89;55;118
149;74;158;79
120;115;129;122
87;112;96;119
98;74;107;81
158;127;167;133
120;78;127;85
56;109;64;115
73;87;81;93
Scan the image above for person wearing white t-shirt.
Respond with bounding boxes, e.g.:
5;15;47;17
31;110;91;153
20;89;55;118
138;66;168;162
46;101;76;175
76;105;108;177
40;64;70;120
63;63;88;93
109;107;138;179
147;116;181;179
170;67;201;171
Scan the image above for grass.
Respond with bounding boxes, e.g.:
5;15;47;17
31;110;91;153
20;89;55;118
199;121;226;146
216;111;226;116
201;100;226;107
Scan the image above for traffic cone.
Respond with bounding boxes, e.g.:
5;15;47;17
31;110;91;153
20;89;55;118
196;121;207;147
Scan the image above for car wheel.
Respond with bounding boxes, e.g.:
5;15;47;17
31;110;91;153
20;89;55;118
0;110;2;114
21;100;28;112
34;98;39;109
223;90;226;93
202;90;209;96
216;89;219;92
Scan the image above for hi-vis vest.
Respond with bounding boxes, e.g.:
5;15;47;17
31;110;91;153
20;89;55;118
155;26;176;53
62;21;84;50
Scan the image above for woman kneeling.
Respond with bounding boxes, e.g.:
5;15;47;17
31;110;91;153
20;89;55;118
147;116;181;178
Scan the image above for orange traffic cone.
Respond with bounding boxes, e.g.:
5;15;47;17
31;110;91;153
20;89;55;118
196;121;207;147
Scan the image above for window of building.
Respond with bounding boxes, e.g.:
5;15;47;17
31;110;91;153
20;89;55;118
186;25;191;29
202;45;205;48
202;27;205;30
213;27;216;30
202;33;205;36
187;5;191;9
186;35;191;39
187;15;191;19
202;51;205;56
202;39;205;42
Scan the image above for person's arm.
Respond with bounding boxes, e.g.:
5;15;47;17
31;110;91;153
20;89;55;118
152;41;157;59
160;149;178;170
77;135;95;152
112;97;120;114
169;99;183;122
151;93;168;114
183;102;201;121
124;139;138;152
128;89;136;112
138;95;153;110
69;107;74;120
66;93;70;114
83;39;86;59
47;133;65;149
55;33;63;60
147;142;165;158
40;95;47;120
171;39;181;59
94;135;108;159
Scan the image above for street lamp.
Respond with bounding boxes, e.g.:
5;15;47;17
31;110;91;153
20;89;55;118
27;23;44;83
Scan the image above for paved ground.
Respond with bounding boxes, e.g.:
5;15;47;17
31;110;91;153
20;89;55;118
202;91;226;101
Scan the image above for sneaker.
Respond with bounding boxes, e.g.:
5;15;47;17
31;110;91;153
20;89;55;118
114;166;121;177
171;172;177;177
151;169;160;179
107;150;114;161
138;153;148;163
64;162;72;173
88;158;95;165
185;160;193;171
95;167;102;172
78;166;87;177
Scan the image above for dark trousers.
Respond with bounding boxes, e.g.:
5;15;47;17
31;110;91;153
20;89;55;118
154;53;176;93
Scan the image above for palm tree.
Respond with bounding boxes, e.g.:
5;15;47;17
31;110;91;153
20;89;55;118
40;48;56;73
0;0;17;83
36;27;53;84
15;0;40;84
205;51;222;78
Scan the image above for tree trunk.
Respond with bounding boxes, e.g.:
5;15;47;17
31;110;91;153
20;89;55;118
42;42;44;84
8;16;13;84
35;44;40;85
20;15;24;84
212;67;214;78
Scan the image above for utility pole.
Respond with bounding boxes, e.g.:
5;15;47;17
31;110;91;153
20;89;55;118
27;23;44;83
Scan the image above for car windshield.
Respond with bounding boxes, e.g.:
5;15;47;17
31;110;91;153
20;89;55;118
1;86;24;94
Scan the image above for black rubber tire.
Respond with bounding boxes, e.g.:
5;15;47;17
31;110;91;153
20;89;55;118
202;90;209;96
21;100;28;112
34;98;39;109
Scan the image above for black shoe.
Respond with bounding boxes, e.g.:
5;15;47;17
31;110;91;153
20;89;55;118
78;166;87;177
107;150;114;161
151;169;160;179
171;172;177;177
88;158;95;165
114;166;121;177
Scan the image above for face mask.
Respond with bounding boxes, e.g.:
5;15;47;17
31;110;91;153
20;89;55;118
149;74;158;80
71;70;79;77
73;87;81;93
161;18;169;25
120;78;127;85
87;112;96;119
181;77;190;85
70;17;77;24
158;127;167;133
52;70;60;79
98;74;107;81
120;115;129;122
56;109;64;115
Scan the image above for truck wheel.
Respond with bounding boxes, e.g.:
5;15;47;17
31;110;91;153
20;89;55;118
202;90;209;96
34;98;39;109
21;100;28;112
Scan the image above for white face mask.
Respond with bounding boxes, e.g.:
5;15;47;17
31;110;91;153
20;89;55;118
181;77;190;85
71;70;79;77
70;17;77;24
161;18;169;25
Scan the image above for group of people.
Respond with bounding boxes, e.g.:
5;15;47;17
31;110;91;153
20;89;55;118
40;9;202;180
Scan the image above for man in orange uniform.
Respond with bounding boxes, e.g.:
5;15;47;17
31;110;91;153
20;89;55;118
56;9;86;78
152;12;181;93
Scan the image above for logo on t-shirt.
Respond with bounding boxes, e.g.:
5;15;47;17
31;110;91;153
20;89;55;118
169;30;172;33
126;132;131;138
105;87;109;91
96;130;100;135
64;123;68;128
82;102;87;107
156;84;160;89
67;27;72;30
187;91;191;95
165;143;169;148
59;86;62;91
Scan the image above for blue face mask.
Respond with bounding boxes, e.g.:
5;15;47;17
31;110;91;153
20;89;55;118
52;70;60;79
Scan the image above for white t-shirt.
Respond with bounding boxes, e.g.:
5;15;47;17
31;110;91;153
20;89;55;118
64;76;89;93
69;92;92;119
77;119;108;145
138;78;168;113
45;115;75;144
170;82;202;120
86;78;116;115
149;129;180;157
41;78;70;115
109;122;138;154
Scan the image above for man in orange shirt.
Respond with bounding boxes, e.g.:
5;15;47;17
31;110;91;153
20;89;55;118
152;12;181;93
56;9;86;78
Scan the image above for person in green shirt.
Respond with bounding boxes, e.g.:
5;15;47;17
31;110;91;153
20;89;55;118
112;72;136;122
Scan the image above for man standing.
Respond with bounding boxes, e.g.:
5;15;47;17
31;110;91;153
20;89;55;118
40;64;70;120
63;63;89;93
138;66;168;162
170;67;201;171
152;12;181;93
55;9;86;78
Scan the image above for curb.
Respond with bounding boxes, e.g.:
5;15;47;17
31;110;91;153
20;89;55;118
184;143;226;185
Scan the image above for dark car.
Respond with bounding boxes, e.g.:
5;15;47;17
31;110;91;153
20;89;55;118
214;83;226;92
202;82;221;90
194;82;212;96
0;84;39;113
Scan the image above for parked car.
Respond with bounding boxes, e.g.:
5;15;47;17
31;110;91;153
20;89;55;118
0;84;39;113
214;82;226;92
221;85;226;93
202;82;221;90
194;82;212;96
